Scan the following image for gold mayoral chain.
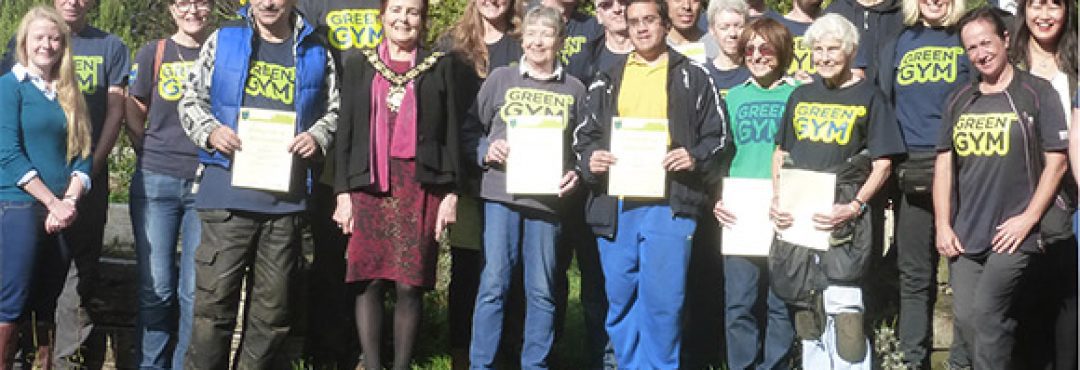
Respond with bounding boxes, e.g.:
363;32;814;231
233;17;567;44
362;49;445;112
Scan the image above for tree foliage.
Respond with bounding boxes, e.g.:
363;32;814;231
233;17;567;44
0;0;242;56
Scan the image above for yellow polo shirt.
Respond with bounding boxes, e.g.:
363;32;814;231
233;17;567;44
618;53;668;120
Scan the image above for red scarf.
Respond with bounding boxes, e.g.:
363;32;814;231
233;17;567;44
368;42;419;192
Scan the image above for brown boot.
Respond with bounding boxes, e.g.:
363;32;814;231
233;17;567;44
0;322;18;370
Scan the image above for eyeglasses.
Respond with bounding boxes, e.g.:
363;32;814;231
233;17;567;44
743;43;775;57
627;14;661;28
174;1;212;13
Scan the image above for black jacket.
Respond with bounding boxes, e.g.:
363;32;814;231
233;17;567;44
566;35;608;85
334;49;471;193
825;0;904;76
573;48;728;237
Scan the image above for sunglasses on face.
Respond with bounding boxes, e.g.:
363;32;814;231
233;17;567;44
744;43;775;57
597;0;625;10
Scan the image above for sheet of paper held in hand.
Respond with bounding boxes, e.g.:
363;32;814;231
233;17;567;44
506;115;564;194
720;177;775;256
608;117;669;198
777;169;835;251
232;107;296;193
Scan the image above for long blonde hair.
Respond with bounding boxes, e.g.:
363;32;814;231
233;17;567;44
15;6;91;160
447;0;524;77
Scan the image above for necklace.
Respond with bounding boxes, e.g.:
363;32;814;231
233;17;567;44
1028;43;1058;71
361;49;444;112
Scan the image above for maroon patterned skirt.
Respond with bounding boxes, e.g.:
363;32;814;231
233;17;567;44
345;159;442;288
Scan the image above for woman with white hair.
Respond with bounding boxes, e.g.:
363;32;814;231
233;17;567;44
705;0;752;93
463;6;585;369
769;13;905;369
874;0;970;367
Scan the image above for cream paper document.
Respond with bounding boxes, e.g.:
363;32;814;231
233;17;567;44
720;177;775;256
776;169;835;251
506;115;564;194
231;107;296;193
608;117;669;198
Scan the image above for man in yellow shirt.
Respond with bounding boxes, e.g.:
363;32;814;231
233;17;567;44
572;0;728;367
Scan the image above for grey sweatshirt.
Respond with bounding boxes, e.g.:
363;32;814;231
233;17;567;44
462;64;587;215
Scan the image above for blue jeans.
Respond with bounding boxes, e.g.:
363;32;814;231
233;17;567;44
724;256;793;370
470;201;560;369
129;169;200;369
0;200;67;327
598;201;695;369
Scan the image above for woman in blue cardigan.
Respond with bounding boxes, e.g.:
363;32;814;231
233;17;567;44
0;6;92;368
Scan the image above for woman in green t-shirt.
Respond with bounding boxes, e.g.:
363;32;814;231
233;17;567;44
712;17;799;370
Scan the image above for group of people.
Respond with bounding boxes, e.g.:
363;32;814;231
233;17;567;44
0;0;1075;370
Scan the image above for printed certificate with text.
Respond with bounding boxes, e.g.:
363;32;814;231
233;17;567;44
506;115;564;194
608;117;668;198
232;107;295;193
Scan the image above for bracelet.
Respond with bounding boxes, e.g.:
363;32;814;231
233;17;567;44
850;198;867;215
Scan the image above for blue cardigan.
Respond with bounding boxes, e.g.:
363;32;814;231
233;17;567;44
0;73;91;201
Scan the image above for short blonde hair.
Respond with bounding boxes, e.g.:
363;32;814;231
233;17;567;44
901;0;966;27
803;14;859;57
707;0;749;26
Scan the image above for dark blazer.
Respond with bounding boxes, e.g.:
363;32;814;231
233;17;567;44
334;48;469;194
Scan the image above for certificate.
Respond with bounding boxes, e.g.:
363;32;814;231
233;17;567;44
608;117;668;198
776;169;835;251
506;115;564;194
231;107;296;193
720;177;775;256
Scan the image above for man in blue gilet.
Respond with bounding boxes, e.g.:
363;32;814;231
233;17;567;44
178;0;338;367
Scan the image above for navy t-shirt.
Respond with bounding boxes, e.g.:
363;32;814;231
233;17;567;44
298;0;382;51
487;33;523;74
566;36;630;85
892;26;969;150
560;11;603;66
778;78;906;170
130;39;202;179
938;89;1068;255
705;63;751;98
774;16;814;76
2;26;130;146
196;35;308;214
